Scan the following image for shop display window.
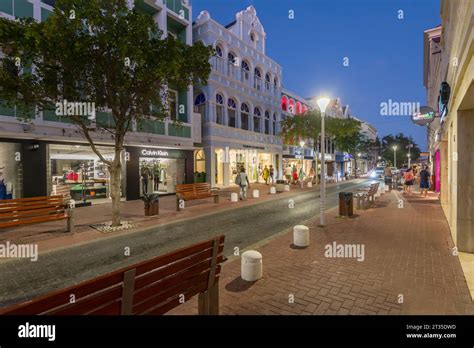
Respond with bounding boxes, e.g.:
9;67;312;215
0;142;23;199
139;157;184;195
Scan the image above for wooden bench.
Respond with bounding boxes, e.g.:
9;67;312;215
175;183;219;211
0;195;73;232
354;182;380;209
0;235;225;315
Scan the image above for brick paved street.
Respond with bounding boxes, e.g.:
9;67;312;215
169;190;474;315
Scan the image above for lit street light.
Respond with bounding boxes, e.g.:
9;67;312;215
316;97;330;227
393;145;398;168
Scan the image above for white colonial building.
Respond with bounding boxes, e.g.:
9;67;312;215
193;6;283;186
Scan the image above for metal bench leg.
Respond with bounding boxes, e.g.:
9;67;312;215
176;197;180;212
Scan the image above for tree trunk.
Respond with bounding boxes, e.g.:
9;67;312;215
354;155;358;179
110;150;122;227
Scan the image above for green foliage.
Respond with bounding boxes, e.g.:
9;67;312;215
381;133;420;167
280;110;321;148
0;0;212;150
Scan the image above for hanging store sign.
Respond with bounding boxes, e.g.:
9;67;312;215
411;106;435;126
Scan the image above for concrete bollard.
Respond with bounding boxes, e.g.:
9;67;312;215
293;225;309;247
284;184;290;192
307;182;312;188
241;250;263;281
253;189;260;198
231;192;239;202
270;186;276;194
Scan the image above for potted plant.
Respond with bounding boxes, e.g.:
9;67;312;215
142;193;159;216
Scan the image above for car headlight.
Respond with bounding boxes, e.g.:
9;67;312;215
370;171;377;178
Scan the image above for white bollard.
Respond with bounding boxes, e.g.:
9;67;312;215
231;192;239;202
270;186;276;194
293;225;310;247
253;189;260;198
241;250;263;281
307;182;312;188
284;184;290;192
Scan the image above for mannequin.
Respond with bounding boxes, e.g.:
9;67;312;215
140;162;150;194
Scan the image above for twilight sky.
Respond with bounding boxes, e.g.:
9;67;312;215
192;0;441;150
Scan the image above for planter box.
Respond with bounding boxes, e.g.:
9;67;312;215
145;201;159;216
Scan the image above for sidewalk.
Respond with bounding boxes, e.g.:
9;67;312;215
169;188;474;315
0;181;336;254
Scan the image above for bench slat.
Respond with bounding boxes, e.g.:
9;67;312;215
0;213;67;229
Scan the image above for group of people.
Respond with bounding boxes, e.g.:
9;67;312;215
284;164;314;185
259;165;275;185
401;164;431;197
383;163;432;198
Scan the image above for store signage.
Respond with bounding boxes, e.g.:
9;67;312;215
438;82;451;123
243;145;265;150
411;106;435;126
141;149;169;157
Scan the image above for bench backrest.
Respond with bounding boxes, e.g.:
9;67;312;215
0;195;67;228
0;235;225;315
176;183;212;196
368;183;379;194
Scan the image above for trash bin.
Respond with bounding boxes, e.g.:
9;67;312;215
339;192;353;217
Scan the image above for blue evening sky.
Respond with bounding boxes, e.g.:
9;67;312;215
192;0;441;149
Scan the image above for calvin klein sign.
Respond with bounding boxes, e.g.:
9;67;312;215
141;149;169;157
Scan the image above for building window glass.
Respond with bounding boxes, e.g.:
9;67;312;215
265;73;271;92
241;103;250;131
0;142;23;199
214;45;225;74
168;90;178;121
273;113;278;135
253;107;261;133
281;96;287;111
264;111;270;135
228;98;237;128
241;60;250;84
194;93;206;123
227;52;238;80
216;93;224;125
254;68;262;91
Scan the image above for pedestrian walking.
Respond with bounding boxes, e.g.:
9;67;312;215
292;165;299;185
419;165;431;198
235;167;250;200
403;167;414;196
309;167;315;183
383;164;393;191
269;165;274;184
262;165;270;185
284;165;292;184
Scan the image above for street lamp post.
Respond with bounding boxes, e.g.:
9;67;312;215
299;140;305;188
393;145;398;168
317;97;330;227
407;153;411;167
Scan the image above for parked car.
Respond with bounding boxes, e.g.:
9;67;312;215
390;167;400;175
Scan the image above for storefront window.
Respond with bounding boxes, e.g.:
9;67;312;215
228;149;275;184
49;144;124;204
0;142;23;199
139;157;184;195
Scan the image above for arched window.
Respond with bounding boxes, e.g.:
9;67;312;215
228;98;237;128
272;113;278;135
227;52;237;79
254;68;262;91
281;96;288;111
241;60;250;84
264;111;270;135
214;45;224;74
273;77;279;94
296;102;302;115
216;93;224;125
289;99;295;115
253;107;261;133
241;103;250;130
265;73;271;92
194;93;206;122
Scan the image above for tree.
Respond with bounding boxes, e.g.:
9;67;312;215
381;133;421;167
280;110;322;182
326;118;367;178
0;0;213;226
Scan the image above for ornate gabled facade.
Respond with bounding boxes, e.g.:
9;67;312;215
193;6;283;186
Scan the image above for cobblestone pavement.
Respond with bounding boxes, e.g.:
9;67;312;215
0;180;371;307
169;190;474;315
